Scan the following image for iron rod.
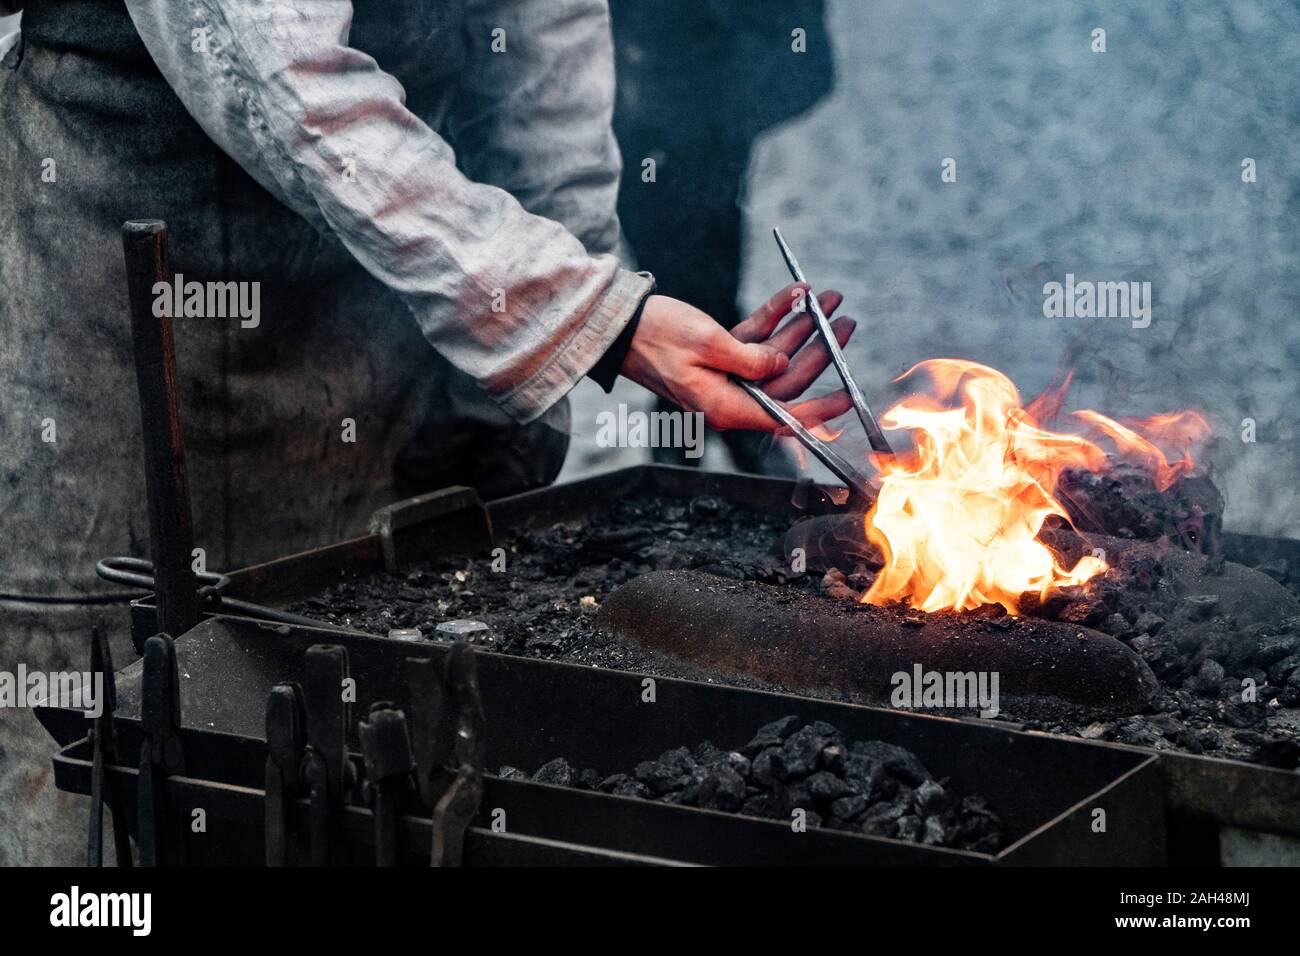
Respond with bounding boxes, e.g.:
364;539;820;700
772;227;893;454
732;377;873;507
121;220;200;638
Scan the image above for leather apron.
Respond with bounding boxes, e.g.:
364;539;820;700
0;0;568;862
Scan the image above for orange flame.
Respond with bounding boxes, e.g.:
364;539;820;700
861;359;1206;614
1071;409;1208;492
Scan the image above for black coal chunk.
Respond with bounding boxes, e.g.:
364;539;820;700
519;716;1003;853
774;726;827;778
698;767;747;811
741;714;804;756
849;740;931;787
531;757;574;787
634;745;696;795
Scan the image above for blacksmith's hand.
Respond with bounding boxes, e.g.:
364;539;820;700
620;283;856;431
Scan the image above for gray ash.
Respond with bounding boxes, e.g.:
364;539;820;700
291;494;798;672
501;715;1004;852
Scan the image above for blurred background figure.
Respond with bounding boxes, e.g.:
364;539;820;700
609;0;833;474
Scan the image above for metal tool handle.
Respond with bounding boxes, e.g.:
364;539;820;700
265;683;306;866
359;703;415;867
122;220;200;637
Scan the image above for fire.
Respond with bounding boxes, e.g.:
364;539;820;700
861;359;1207;615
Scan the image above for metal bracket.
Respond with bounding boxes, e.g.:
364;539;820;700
138;633;183;866
368;486;492;573
87;626;132;867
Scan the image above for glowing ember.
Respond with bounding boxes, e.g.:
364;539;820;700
861;359;1208;615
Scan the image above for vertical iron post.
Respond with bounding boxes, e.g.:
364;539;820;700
121;220;200;637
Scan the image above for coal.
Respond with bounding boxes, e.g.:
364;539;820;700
1030;531;1300;724
291;492;1300;767
1056;465;1223;558
596;569;1159;713
784;514;882;575
698;767;747;811
740;714;803;755
531;757;574;787
509;716;1004;852
1035;531;1300;634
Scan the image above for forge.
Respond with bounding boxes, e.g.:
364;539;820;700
280;472;1300;768
584;358;1296;731
44;463;1300;867
266;355;1300;808
36;224;1300;868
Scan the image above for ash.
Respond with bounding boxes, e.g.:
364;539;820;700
292;494;795;677
502;715;1004;852
292;493;1300;770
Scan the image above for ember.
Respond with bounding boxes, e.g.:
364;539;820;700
862;359;1208;615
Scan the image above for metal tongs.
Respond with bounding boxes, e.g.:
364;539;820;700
733;228;893;507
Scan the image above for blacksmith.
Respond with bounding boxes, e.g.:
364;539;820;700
0;1;852;862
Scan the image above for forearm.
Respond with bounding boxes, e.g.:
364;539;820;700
451;0;623;255
125;0;650;421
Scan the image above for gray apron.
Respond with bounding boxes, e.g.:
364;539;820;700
0;0;568;863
